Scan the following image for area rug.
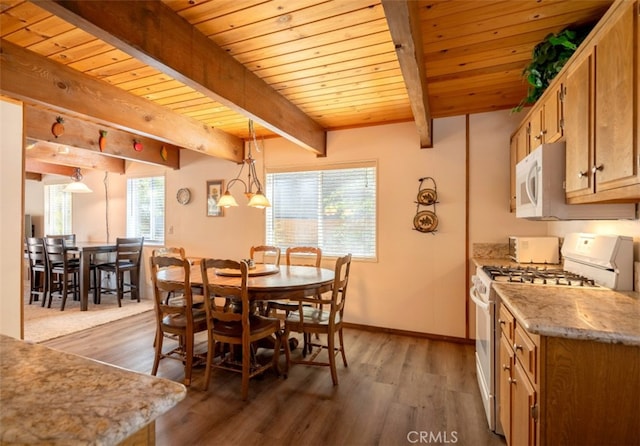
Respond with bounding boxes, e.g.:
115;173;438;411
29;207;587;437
23;293;154;343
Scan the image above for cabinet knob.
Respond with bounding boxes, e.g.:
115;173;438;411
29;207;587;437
502;364;511;371
534;135;542;140
578;171;588;179
498;319;506;326
508;377;517;384
592;164;604;173
514;343;523;352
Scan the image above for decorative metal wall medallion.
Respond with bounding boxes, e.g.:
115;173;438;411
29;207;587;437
413;177;438;234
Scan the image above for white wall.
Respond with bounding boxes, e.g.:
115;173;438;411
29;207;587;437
1;99;24;339
266;118;469;337
468;110;550;243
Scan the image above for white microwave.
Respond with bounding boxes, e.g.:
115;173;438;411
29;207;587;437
509;236;559;264
515;143;635;220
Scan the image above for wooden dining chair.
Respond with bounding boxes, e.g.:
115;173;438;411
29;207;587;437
266;247;323;353
283;253;352;385
43;236;80;311
26;237;48;305
150;255;208;387
152;246;186;260
200;258;283;400
250;245;281;266
96;237;144;306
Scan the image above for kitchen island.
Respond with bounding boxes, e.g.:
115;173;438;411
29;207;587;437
0;335;186;445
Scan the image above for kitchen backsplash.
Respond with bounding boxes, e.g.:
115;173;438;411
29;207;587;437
473;243;509;259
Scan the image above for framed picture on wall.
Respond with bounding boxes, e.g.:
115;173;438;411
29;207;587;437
206;180;224;217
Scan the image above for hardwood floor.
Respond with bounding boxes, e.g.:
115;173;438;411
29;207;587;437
43;312;506;446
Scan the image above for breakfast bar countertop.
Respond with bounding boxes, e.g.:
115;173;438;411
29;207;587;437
0;334;186;445
492;282;640;346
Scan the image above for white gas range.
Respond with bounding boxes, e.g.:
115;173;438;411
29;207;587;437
470;233;634;435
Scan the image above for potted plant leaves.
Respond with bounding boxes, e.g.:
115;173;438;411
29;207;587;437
514;24;594;112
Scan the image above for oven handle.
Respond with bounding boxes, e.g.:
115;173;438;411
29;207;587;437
469;286;490;311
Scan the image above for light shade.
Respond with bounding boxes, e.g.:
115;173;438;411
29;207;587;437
247;191;271;208
217;190;239;208
63;168;93;193
64;181;93;193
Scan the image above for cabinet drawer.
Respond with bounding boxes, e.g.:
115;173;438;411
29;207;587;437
499;304;516;342
514;325;538;385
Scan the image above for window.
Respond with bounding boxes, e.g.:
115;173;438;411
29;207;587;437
126;176;165;244
44;184;72;235
265;163;376;259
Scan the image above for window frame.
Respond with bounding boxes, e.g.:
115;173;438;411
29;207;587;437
126;175;165;246
44;183;72;236
265;161;378;261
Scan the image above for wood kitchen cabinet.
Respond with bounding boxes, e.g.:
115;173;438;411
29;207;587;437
512;0;639;206
529;78;565;147
564;0;640;203
498;303;640;446
499;305;538;446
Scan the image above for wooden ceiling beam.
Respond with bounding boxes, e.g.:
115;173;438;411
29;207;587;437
36;0;327;157
25;141;125;174
25;106;180;170
25;159;77;177
0;38;242;163
382;0;433;148
25;172;43;181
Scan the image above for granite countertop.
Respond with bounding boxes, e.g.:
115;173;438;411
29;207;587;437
0;335;187;445
472;256;640;346
493;282;640;346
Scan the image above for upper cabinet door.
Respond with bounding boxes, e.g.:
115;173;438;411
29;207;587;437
594;1;637;192
565;51;594;198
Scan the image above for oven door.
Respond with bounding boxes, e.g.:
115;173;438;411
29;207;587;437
470;283;497;432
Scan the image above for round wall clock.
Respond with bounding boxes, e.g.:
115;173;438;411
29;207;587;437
176;188;191;205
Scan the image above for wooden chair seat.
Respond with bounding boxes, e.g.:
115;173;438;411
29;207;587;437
161;308;207;328
286;306;342;326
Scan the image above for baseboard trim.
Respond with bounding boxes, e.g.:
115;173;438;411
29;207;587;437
342;322;474;345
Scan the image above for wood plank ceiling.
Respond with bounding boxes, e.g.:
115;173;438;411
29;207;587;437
0;0;613;175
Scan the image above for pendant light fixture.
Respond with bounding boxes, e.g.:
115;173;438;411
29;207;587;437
63;168;93;193
217;120;271;209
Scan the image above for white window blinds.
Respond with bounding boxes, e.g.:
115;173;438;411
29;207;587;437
126;176;165;244
44;184;72;236
265;163;376;259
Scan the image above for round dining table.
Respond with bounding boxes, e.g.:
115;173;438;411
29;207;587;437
156;263;335;302
156;263;335;352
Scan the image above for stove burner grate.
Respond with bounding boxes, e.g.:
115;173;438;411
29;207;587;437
482;265;598;287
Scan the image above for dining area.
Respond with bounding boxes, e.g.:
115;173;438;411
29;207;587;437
148;245;353;400
25;235;144;311
23;235;354;399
